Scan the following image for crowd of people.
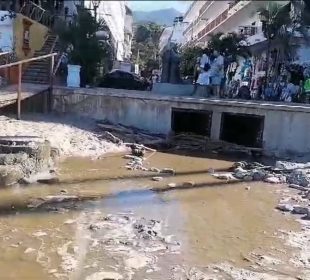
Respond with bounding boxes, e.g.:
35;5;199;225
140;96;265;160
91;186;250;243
192;48;310;103
193;49;225;98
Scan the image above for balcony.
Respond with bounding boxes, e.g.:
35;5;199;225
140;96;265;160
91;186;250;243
196;0;251;41
238;25;258;36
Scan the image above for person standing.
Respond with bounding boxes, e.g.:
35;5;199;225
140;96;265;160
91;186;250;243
194;55;211;97
210;50;224;98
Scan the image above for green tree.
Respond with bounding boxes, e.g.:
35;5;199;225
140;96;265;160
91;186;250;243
132;22;163;76
179;46;203;77
257;2;292;83
135;25;151;43
59;8;106;86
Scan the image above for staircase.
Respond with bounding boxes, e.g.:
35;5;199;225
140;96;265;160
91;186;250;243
22;33;60;84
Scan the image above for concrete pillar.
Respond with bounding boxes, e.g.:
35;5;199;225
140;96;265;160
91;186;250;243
210;111;222;140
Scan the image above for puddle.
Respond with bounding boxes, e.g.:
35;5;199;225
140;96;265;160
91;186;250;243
0;152;302;279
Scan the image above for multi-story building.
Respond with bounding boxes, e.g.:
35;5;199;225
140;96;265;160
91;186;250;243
182;0;289;48
83;0;127;61
124;5;133;61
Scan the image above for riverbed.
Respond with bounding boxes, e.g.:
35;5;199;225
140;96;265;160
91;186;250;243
0;151;307;279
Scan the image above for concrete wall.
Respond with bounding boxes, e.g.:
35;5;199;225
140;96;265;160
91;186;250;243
152;83;194;96
13;13;49;60
53;87;310;156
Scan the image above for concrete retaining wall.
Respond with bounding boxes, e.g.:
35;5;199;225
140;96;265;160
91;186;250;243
53;86;310;156
152;83;194;96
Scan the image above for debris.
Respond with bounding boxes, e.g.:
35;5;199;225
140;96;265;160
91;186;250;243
152;176;163;182
24;248;36;254
160;168;175;175
167;183;177;188
33;231;48;237
264;176;281;184
292;206;310;215
182;181;195;188
289;184;308;191
211;172;236;181
276;204;294;212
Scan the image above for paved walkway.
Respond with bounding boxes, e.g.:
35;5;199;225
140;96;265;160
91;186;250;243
0;83;49;108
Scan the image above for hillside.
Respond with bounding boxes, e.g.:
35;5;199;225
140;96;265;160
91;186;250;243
133;8;182;26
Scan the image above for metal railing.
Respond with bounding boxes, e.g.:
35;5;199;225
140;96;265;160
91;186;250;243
238;25;258;36
20;1;54;28
0;53;57;119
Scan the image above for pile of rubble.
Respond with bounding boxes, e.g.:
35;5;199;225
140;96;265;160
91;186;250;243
97;121;262;155
211;160;310;185
211;160;310;219
97;121;165;146
0;136;59;187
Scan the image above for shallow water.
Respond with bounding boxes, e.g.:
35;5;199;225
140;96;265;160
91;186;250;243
0;152;301;279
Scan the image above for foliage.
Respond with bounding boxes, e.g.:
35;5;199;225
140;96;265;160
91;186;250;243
135;25;151;43
179;46;203;77
257;2;292;58
207;32;249;59
131;22;164;76
58;8;109;86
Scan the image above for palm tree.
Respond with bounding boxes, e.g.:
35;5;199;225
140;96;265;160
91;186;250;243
257;2;292;84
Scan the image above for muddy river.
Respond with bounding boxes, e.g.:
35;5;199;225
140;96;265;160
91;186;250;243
0;152;304;279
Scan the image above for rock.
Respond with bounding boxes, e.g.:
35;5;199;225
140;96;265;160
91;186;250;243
234;167;248;179
33;231;47;237
287;169;310;187
60;189;68;194
276;204;294;212
167;183;177;188
244;175;253;181
152;176;163;181
182;181;195;188
233;161;246;168
149;167;160;173
292;206;310;215
0;165;24;187
160;168;175;175
276;161;310;170
245;186;251;190
264;176;281;184
64;219;76;225
212;172;236;180
252;170;267;181
24;248;36;254
48;269;57;274
207;168;215;174
44;195;78;203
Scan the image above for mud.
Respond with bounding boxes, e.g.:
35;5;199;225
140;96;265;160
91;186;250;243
0;152;307;279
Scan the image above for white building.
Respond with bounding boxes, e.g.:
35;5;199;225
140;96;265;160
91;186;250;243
124;5;133;60
0;10;14;52
83;0;127;61
182;0;289;48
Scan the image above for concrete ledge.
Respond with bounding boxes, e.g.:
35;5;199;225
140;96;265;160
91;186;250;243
54;86;310;114
152;83;194;96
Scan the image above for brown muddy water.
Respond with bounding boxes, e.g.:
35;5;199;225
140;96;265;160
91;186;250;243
0;152;303;279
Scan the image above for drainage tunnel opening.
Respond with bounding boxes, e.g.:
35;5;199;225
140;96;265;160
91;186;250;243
171;108;212;136
220;113;264;148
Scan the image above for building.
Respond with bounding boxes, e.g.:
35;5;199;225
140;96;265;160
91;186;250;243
182;0;289;48
83;0;127;61
124;5;133;61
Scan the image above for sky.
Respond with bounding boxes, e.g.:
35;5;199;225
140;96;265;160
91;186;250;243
128;1;191;13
